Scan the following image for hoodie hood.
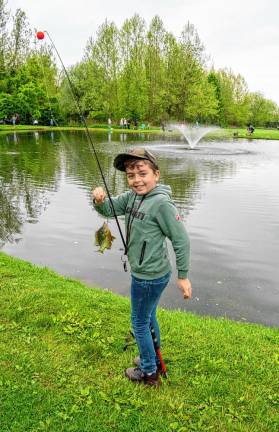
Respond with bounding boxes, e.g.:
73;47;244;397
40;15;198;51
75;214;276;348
145;183;172;198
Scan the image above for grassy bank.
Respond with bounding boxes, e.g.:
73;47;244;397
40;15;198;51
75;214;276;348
0;124;162;135
218;128;279;140
1;124;279;140
0;252;278;431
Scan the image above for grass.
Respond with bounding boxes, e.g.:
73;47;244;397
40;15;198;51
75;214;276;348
217;128;279;140
0;251;278;431
0;124;162;135
1;124;279;140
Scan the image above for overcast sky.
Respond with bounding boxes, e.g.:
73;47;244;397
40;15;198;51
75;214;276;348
8;0;279;105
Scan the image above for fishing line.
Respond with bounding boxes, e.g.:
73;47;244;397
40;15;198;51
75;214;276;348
34;38;98;186
35;37;120;250
35;37;127;267
34;37;57;126
36;31;127;252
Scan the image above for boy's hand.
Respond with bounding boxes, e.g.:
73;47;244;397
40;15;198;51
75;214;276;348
92;187;106;204
177;278;192;300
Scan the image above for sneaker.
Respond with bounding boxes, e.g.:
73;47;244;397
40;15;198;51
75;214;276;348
125;367;160;387
125;367;143;382
144;370;160;387
133;356;141;367
133;356;163;374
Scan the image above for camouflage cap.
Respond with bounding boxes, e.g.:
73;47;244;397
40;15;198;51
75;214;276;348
113;148;159;171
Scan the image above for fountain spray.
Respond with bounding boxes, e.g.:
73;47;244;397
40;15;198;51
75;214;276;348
170;123;219;149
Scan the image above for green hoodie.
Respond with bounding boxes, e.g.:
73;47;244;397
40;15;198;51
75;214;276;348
94;184;190;280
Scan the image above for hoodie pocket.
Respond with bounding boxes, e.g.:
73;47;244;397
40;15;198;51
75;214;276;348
139;241;147;265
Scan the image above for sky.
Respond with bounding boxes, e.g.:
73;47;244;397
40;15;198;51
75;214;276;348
7;0;279;105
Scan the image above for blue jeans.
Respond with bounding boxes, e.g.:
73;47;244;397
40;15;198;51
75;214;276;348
131;271;171;374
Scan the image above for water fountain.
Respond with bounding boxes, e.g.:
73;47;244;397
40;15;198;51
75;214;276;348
145;123;249;157
170;123;219;149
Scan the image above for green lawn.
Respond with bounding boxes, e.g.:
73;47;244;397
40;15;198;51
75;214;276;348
0;252;278;431
218;128;279;140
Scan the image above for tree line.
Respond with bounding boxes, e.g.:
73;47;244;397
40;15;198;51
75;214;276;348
0;1;278;127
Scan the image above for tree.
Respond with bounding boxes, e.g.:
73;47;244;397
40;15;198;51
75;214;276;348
85;20;120;119
145;16;167;122
13;51;59;123
208;70;225;125
163;29;217;122
180;21;207;65
58;62;91;121
118;15;148;121
56;15;279;126
212;69;250;126
0;93;14;119
248;92;278;127
184;71;218;122
0;0;10;91
8;8;32;71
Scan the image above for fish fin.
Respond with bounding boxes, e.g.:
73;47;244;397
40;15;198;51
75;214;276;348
100;242;108;253
95;233;100;245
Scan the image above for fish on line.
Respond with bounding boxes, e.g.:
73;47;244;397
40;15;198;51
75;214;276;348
95;222;116;253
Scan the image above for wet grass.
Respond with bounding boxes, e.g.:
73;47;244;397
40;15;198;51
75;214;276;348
0;251;278;431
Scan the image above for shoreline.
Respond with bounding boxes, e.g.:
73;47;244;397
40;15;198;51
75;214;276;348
1;124;279;140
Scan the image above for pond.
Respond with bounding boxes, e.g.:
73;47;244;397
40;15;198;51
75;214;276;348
0;130;278;327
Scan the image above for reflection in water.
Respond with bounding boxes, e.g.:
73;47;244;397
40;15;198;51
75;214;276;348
0;187;22;244
0;131;279;326
119;133;127;142
0;132;60;243
12;132;18;143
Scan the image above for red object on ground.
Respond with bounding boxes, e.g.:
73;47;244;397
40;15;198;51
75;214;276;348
36;31;45;40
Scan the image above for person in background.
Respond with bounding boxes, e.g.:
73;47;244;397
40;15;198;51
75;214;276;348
247;124;255;135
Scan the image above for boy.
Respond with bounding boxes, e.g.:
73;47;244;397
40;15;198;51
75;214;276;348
92;148;191;386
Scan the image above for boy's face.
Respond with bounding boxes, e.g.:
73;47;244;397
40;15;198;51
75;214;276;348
126;161;160;195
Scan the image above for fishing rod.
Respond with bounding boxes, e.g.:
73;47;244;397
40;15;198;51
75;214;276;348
150;325;168;379
36;30;127;253
122;327;169;379
36;32;168;376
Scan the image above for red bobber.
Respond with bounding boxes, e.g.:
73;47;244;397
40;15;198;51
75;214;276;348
36;31;45;40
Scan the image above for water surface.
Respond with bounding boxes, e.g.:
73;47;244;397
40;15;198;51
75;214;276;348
1;130;278;326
